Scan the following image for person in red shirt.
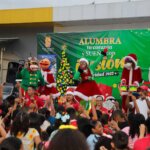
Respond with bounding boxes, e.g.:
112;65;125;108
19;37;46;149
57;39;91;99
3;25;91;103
133;117;150;150
24;86;44;109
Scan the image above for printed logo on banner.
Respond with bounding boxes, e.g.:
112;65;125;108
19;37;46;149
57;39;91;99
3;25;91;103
45;36;52;48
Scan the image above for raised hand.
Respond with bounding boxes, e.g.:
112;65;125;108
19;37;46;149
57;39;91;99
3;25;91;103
101;48;108;56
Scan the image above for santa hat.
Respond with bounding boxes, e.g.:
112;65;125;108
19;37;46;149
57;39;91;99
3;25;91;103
140;85;149;91
79;58;89;65
143;81;150;92
124;54;137;66
95;95;105;101
65;88;74;95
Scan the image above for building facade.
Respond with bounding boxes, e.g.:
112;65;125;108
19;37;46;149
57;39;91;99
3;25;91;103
0;0;150;82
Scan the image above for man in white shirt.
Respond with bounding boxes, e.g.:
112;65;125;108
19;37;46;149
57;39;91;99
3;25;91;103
126;86;150;119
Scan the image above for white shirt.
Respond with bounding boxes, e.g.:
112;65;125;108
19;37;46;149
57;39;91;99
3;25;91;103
87;134;100;150
130;98;149;119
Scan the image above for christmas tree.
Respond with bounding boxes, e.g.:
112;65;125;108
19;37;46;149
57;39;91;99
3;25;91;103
57;44;74;95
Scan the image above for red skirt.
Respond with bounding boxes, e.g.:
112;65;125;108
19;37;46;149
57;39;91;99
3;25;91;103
74;80;101;101
39;86;60;99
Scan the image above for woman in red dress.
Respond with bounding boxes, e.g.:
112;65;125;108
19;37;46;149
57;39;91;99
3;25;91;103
74;49;108;101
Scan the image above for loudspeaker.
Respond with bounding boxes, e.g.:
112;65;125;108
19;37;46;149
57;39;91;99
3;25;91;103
6;62;20;84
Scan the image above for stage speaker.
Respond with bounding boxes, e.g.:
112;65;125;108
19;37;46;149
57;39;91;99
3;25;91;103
6;62;20;84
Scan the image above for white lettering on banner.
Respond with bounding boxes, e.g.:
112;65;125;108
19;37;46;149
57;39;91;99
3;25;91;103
87;46;112;50
82;50;115;57
93;71;119;77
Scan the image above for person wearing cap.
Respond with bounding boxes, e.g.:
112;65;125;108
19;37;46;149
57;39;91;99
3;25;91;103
121;54;142;112
126;85;150;119
105;96;120;110
73;48;108;102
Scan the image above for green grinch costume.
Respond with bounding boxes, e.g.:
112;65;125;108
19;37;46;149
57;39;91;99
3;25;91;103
18;68;45;91
16;57;45;95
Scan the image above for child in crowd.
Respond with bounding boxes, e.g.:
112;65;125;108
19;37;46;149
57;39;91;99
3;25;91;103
48;128;89;150
1;75;150;150
111;131;129;150
0;137;23;150
86;120;103;150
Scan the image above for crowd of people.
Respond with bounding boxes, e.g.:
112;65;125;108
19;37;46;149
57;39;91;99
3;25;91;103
0;82;150;150
0;51;150;150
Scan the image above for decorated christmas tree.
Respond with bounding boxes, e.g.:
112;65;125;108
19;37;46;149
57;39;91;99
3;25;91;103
57;44;74;95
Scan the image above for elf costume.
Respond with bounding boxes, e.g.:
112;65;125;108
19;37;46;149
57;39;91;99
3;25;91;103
39;58;60;99
16;57;45;96
74;49;108;101
121;54;142;111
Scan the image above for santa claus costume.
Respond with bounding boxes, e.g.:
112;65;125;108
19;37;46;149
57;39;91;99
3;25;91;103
39;58;60;99
121;53;142;111
74;49;108;101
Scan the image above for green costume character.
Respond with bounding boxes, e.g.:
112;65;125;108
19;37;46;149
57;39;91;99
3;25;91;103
16;57;45;95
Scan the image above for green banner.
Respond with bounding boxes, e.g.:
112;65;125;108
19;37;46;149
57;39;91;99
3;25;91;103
37;29;150;101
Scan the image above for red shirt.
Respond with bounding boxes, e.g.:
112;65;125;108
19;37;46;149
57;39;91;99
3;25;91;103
25;95;44;108
133;134;150;150
103;125;113;135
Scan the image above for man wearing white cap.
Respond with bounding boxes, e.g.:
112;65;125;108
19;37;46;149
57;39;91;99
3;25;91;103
73;48;108;101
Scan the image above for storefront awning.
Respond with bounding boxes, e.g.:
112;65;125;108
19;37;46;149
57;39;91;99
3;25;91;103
0;37;19;45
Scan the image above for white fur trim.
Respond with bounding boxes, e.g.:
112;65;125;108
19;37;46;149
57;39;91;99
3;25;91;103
79;58;89;65
41;70;48;82
124;56;137;66
47;70;54;74
74;91;89;101
52;92;61;99
133;81;139;87
149;67;150;82
66;91;74;95
46;83;56;88
121;91;128;96
74;91;97;101
16;79;22;82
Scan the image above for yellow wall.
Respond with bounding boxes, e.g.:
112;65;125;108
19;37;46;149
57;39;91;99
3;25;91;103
0;7;53;24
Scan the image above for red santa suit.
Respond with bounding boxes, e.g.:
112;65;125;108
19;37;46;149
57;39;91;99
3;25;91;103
121;54;142;111
40;69;60;99
74;49;107;101
74;66;102;101
39;58;60;99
